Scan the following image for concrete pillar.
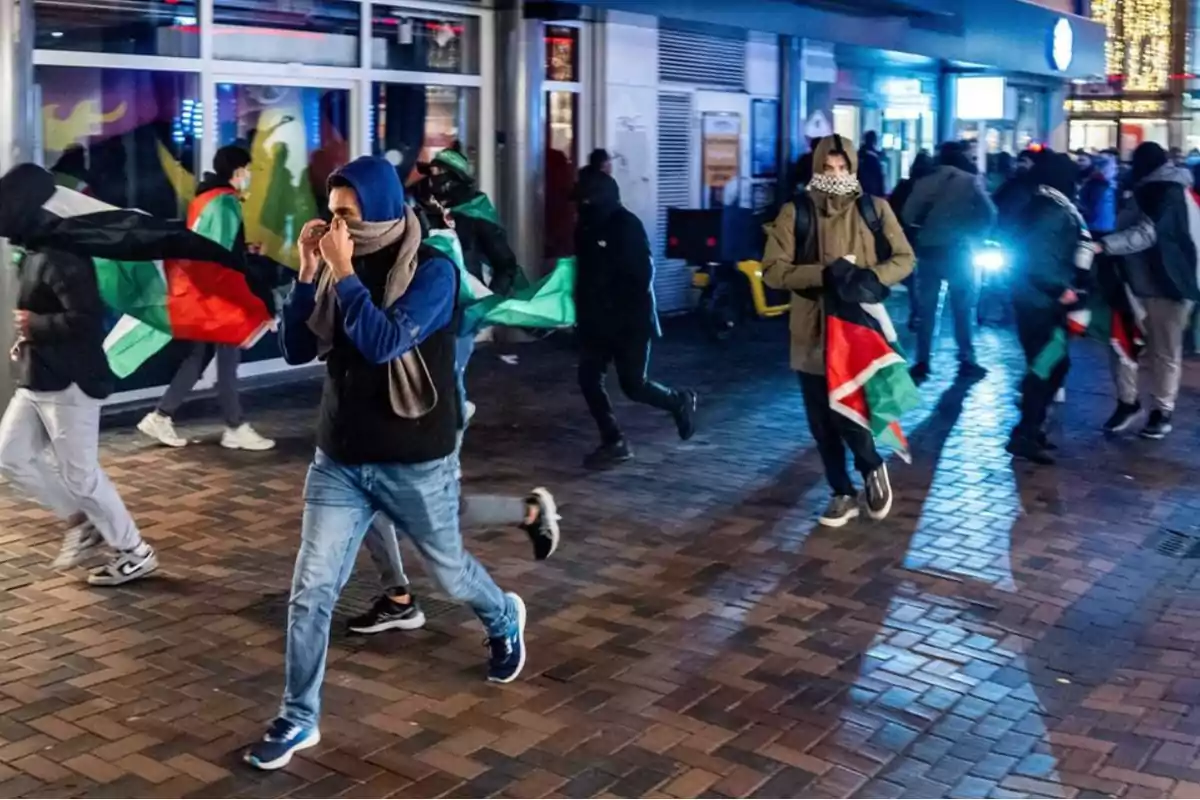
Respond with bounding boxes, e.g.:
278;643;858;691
496;2;546;278
0;0;34;408
1047;84;1069;151
937;68;957;144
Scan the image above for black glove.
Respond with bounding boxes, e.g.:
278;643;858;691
838;267;891;305
822;257;857;289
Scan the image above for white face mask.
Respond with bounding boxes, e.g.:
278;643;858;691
232;170;251;194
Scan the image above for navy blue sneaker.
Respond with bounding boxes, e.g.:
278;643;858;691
486;592;527;684
244;718;320;770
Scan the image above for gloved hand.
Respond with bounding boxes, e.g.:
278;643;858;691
838;267;890;304
822;257;857;289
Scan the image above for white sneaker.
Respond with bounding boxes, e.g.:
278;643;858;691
138;412;186;448
464;401;477;423
52;522;104;569
88;543;158;586
221;424;276;451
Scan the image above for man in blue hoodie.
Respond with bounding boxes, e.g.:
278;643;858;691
244;157;527;771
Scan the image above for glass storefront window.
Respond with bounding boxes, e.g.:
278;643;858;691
36;66;203;392
371;6;480;74
545;25;578;82
216;83;351;269
372;83;479;185
34;0;199;57
212;0;360;68
544;90;577;258
36;66;200;216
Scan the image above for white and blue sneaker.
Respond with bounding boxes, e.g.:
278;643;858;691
486;592;527;684
244;718;320;770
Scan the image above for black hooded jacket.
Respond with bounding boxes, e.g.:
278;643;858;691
1010;154;1092;312
573;170;657;341
419;177;520;296
0;165;113;398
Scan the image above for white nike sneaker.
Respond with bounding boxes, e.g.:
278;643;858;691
221;424;276;451
138;412;186;448
88;543;158;586
52;522;104;569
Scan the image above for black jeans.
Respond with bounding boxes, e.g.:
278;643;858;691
1013;305;1069;439
578;333;680;444
798;371;883;496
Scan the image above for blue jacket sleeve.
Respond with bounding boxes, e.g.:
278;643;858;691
334;257;456;365
280;282;319;365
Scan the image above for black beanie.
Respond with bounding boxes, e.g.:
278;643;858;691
1130;142;1168;185
213;145;251;180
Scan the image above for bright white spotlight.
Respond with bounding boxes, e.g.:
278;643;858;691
973;247;1005;273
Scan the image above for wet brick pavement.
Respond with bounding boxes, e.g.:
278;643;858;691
1;314;1200;799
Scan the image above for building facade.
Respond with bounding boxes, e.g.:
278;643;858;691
0;0;1105;404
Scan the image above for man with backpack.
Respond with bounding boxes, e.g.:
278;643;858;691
761;135;915;528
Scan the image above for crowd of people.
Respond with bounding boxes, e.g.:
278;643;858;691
0;125;1196;766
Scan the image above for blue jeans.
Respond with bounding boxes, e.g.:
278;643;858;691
281;449;515;729
455;333;476;418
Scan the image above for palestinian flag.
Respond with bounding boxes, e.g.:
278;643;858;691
1065;256;1145;367
825;296;921;462
0;164;273;378
423;229;575;335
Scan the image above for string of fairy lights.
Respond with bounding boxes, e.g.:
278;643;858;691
1091;0;1173;93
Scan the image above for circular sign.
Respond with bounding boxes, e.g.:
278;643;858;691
1051;18;1073;72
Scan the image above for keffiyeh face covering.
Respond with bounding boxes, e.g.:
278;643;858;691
808;172;862;196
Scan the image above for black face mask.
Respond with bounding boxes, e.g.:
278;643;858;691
429;172;459;200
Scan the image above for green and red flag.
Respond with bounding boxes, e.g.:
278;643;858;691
0;164;273;378
423;229;575;335
824;296;921;462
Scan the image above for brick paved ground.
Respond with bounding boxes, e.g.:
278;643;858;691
1;312;1200;799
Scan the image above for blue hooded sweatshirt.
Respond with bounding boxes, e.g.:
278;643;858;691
279;156;456;367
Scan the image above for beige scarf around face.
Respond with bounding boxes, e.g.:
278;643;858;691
308;206;440;419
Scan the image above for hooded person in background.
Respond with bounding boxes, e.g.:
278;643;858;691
411;145;520;422
761;134;915;528
993;148;1043;229
1093;141;1200;439
1007;152;1094;465
573;168;698;468
903;140;998;382
587;148;613;176
889;151;934;330
0;164;158;586
857;130;888;198
1078;153;1118;236
247;156;528;772
138;145;276;452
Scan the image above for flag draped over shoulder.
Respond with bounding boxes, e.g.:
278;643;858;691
0;165;274;378
423;229;575;335
824;295;921;462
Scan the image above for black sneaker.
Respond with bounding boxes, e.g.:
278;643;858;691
864;464;893;520
348;595;427;634
818;495;860;528
1006;433;1055;465
957;361;988;382
1037;432;1059;452
1141;410;1173;440
521;488;560;560
909;362;931;383
674;390;698;441
584;440;633;469
1103;401;1142;434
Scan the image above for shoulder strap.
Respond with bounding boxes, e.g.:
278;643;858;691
857;194;892;262
791;190;817;264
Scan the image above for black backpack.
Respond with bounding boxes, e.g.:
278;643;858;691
791;189;892;265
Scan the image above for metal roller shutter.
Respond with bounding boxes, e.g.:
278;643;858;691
657;26;746;90
655;91;694;314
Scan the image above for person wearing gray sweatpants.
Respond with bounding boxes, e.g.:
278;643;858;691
351;489;558;633
1094;141;1200;440
0;226;157;586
